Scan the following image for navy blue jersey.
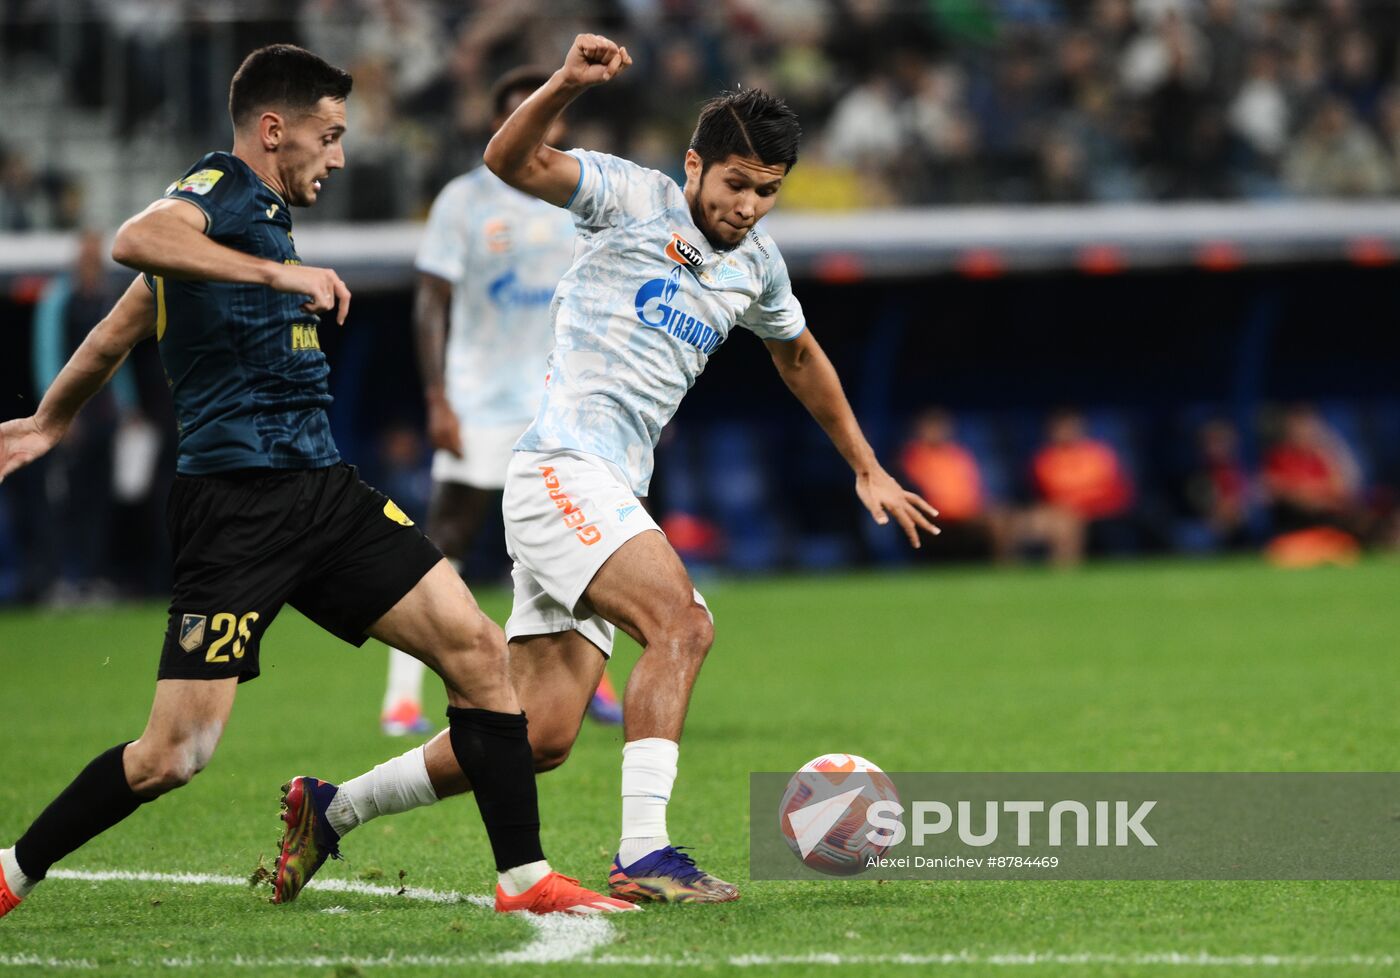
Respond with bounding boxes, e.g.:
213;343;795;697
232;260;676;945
150;151;338;475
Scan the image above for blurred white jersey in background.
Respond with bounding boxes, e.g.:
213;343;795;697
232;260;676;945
415;166;577;488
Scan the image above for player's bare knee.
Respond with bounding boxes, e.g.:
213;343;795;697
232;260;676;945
531;730;575;773
440;610;508;682
681;603;715;656
650;603;714;662
127;747;196;795
128;724;222;796
461;610;506;660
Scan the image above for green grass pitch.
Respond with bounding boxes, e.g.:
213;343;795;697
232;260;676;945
2;558;1399;976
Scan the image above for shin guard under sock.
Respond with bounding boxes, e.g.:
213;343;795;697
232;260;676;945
14;742;149;881
445;708;545;872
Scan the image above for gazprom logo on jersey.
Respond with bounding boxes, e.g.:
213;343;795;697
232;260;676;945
488;270;555;309
634;266;722;355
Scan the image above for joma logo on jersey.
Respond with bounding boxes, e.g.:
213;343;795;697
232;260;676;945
539;466;602;546
634;266;723;355
290;324;321;351
665;232;705;268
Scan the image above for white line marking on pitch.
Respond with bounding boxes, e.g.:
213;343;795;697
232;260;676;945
6;950;1400;970
44;868;611;965
4;871;1392;970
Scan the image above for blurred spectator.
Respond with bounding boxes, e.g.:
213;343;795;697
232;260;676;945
1200;0;1246;99
1184;418;1251;548
967;36;1051;198
1229;45;1290;175
1284;97;1392;198
11;1;1400;223
106;0;179;137
1032;409;1133;520
1035;130;1091;202
341;56;410;221
1374;87;1400;187
28;231;138;604
826;76;903;174
0;143;81;231
1329;29;1382;121
900;409;995;560
1262;405;1368;539
357;0;452;117
998;409;1134;566
0;144;39;231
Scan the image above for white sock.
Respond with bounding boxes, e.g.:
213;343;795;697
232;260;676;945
0;847;35;899
618;738;678;866
497;859;551;896
383;649;427;714
325;745;440;837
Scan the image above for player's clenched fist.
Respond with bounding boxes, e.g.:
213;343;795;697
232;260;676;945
560;33;632;88
267;263;352;325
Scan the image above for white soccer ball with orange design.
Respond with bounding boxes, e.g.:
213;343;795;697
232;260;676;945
779;753;900;876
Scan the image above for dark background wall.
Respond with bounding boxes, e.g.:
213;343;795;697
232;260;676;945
2;262;1397;600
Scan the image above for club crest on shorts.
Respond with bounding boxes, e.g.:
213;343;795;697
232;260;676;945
383;500;414;526
179;614;207;652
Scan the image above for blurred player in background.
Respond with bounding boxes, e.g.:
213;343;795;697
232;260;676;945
381;67;622;736
0;44;632;920
285;33;937;907
28;230;134;603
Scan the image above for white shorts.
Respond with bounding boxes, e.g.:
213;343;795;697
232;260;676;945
431;422;529;490
502;448;675;656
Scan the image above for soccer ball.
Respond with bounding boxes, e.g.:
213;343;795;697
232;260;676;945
779;753;900;876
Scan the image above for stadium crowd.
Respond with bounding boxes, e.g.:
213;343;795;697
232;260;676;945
895;404;1394;567
8;0;1400;228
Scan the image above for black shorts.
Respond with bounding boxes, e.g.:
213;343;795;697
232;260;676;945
158;462;442;683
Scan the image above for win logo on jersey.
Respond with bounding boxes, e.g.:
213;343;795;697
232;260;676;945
665;233;705;268
634;266;722;355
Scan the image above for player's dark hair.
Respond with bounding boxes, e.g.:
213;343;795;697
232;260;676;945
491;66;554;120
689;88;801;172
228;44;353;129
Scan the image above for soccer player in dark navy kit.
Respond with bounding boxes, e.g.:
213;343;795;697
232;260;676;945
0;45;633;919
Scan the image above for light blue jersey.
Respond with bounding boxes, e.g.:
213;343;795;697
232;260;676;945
416;167;577;427
516;149;806;494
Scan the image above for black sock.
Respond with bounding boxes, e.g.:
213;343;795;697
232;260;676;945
445;708;545;873
14;742;150;881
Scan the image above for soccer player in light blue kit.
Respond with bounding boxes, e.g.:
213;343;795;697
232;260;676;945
381;68;622;735
283;34;938;905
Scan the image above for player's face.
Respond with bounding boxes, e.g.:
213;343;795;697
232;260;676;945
683;151;786;250
279;97;347;207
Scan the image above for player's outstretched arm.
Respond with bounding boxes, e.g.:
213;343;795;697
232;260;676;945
483;33;632;206
0;275;154;484
766;331;940;548
112;198;351;324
